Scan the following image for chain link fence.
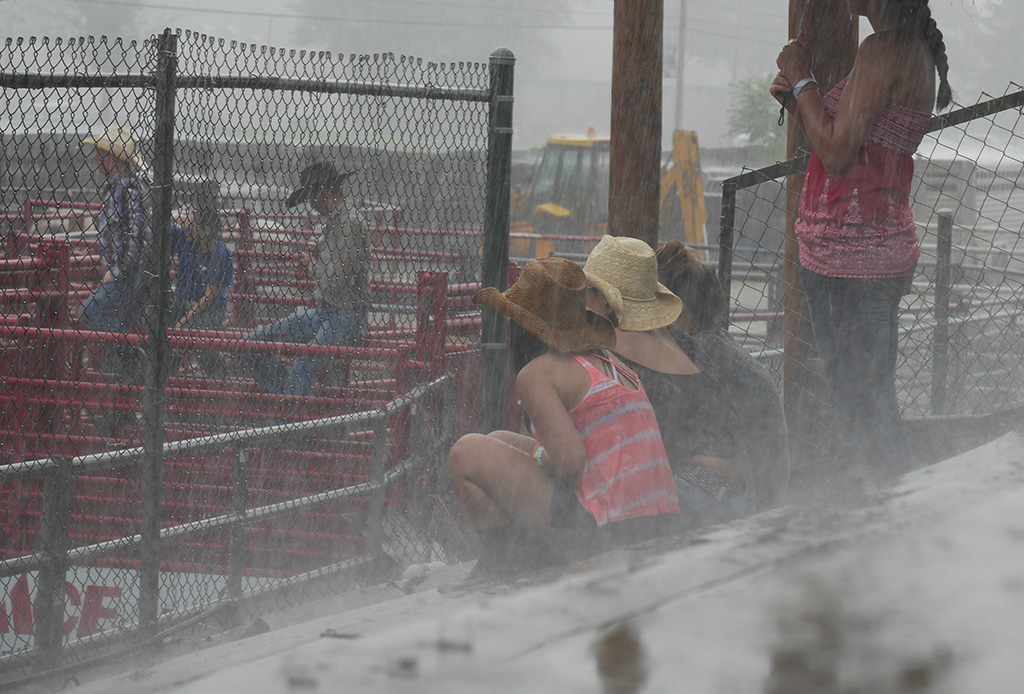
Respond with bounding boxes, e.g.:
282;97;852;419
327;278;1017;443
718;83;1024;472
0;29;511;673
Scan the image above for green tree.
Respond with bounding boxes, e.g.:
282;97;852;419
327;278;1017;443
726;73;787;166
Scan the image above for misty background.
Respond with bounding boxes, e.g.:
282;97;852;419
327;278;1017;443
0;0;1015;152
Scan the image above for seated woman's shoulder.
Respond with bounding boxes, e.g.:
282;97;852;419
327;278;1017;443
517;351;574;380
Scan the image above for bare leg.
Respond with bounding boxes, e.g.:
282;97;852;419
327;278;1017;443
488;430;537;455
448;432;555;533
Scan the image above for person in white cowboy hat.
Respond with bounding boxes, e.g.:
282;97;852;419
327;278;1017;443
242;162;370;397
78;123;153;380
448;257;680;583
583;234;750;529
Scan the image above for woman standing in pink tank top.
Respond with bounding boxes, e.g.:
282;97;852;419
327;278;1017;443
770;0;953;487
448;258;680;583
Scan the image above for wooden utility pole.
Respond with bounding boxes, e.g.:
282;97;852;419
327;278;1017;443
782;0;858;467
609;0;663;246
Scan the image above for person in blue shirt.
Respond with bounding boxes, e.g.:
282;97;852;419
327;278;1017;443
78;124;152;379
169;204;234;378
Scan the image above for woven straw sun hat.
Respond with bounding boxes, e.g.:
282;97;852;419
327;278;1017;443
583;235;683;331
81;123;147;171
473;257;616;353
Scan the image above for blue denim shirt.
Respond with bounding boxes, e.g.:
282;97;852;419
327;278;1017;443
97;169;152;280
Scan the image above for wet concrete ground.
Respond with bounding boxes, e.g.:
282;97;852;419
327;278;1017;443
23;430;1024;694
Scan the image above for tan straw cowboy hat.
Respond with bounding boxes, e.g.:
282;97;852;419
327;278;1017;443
81;124;147;170
473;257;616;353
583;235;682;331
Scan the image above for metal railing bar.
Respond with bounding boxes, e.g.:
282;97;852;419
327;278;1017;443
0;73;155;89
721;88;1024;193
0;73;490;102
0;375;450;481
927;89;1024;132
174;75;491;102
0;441;422;578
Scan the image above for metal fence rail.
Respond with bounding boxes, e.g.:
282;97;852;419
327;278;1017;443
0;374;451;670
0;28;510;673
719;83;1024;469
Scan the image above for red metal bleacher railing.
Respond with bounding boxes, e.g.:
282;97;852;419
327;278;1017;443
0;202;484;581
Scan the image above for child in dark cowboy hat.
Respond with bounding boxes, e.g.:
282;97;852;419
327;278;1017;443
242;162;370;396
448;258;680;581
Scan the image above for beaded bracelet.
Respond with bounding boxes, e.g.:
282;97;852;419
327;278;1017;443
532;443;546;466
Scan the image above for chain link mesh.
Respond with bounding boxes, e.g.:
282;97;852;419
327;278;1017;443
720;83;1024;473
0;29;492;671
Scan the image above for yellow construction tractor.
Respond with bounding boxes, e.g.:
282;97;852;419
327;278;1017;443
510;130;707;259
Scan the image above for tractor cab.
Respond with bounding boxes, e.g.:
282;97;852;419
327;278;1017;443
510;133;610;259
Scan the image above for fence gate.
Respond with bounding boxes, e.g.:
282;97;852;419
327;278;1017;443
0;29;513;675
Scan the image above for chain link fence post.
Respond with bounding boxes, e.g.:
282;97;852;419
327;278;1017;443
139;28;178;639
479;47;515;435
365;419;390;562
227;446;250;623
718;179;737;312
35;456;73;670
931;208;954;416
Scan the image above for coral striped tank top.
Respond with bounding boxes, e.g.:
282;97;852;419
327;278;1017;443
568;352;680;526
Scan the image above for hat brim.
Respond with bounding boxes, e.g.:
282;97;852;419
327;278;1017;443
473;287;615;353
584;272;622;313
82;137;147;171
585;271;681;332
286;171;352;209
616;284;683;331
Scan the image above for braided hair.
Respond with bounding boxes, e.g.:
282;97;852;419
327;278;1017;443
890;0;953;110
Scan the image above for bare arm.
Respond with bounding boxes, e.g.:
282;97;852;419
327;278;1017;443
175;283;220;329
516;354;588;482
777;34;894;174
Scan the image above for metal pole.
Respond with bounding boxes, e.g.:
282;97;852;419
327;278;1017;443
365;419;390;560
718;179;737;314
34;456;72;670
227;446;249;619
480;47;515;435
139;28;177;639
931;209;953;416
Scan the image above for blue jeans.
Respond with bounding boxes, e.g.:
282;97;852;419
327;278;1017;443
675;477;755;528
243;307;367;396
799;266;913;480
79;271;148;374
171;298;227;379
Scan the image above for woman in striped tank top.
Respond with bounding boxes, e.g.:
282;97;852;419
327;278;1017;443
448;258;679;580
